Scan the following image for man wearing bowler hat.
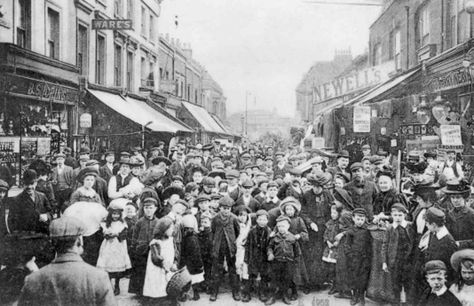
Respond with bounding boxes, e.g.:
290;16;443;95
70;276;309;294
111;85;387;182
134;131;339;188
18;216;116;306
328;150;351;180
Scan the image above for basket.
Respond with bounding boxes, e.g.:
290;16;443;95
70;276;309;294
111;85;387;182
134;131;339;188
166;267;192;297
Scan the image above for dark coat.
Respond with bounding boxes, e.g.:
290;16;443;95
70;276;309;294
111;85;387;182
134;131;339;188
373;189;408;216
381;222;416;268
345;225;372;290
233;196;260;214
211;212;240;258
446;206;474;249
273;163;292;178
301;189;333;228
416;288;462;306
228;186;243;202
51;165;75;190
259;198;280;212
9;191;52;234
18;253;116;306
423;230;458;284
267;231;300;262
180;228;204;275
36;179;56;208
94;176;109;205
99;164;114;185
170;161;186;178
245;225;271;275
344;180;378;220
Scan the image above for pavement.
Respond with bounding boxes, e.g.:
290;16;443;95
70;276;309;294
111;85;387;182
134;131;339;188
116;278;381;306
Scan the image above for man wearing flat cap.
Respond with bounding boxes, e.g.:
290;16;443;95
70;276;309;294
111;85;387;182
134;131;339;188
327;150;351;181
300;171;335;289
18;216;116;306
344;162;378;220
51;153;75;213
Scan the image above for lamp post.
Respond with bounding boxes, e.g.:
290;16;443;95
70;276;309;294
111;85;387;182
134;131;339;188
142;121;153;149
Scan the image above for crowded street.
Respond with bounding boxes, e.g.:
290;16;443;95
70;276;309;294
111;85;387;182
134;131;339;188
2;0;474;306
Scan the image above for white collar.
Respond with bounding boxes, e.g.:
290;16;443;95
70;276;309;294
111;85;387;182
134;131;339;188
436;226;449;240
393;220;408;229
267;196;278;203
432;285;448;296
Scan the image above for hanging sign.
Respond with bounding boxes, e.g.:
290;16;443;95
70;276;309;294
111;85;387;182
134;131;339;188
353;106;371;133
80;113;92;128
312;137;325;149
92;19;132;30
440;125;462;146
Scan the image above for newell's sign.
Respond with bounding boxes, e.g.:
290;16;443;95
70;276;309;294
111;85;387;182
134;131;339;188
92;19;132;30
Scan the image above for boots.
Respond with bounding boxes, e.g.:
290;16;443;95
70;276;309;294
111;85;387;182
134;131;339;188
231;275;241;301
209;287;218;302
259;281;269;302
282;291;292;305
113;279;120;296
350;290;360;306
241;280;251;302
192;285;200;301
264;289;277;306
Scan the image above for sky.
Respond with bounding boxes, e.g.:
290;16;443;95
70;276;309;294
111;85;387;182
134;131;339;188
158;0;381;118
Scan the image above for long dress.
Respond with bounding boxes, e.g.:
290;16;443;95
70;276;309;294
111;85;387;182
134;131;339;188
235;219;251;280
143;237;175;298
96;221;131;273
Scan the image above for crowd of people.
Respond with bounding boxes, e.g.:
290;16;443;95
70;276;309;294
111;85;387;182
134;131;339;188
0;140;474;306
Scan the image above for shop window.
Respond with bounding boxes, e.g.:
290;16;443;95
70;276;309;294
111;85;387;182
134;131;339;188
77;23;88;75
96;34;106;85
126;51;134;91
419;5;430;47
114;44;122;87
17;0;31;49
47;8;60;59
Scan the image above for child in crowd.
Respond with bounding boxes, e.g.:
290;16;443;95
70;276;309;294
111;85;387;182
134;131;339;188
245;209;272;302
124;202;138;251
128;198;159;296
209;193;221;213
209;196;241;302
381;203;416;305
179;214;204;301
261;181;280;211
279;197;309;298
345;208;372;306
198;211;213;294
194;195;213;225
235;206;252;302
334;211;354;299
323;204;342;295
96;202;132;295
266;215;301;305
416;260;461;306
143;217;177;303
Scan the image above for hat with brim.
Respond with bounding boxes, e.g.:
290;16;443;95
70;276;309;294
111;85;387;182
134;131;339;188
0;179;9;191
104;151;115;157
203;144;213;151
152;157;172;166
424;207;445;224
208;170;226;179
424;152;437;159
279;197;301;213
361;144;371;150
162;185;185;200
142;169;165;186
226;169;240;179
85;159;100;167
23;169;38;185
376;170;394;179
424;260;447;274
441;179;471;196
218;196;234;207
120;152;131;157
352;208;367;217
77;167;98;182
350;162;363;173
54;153;66;160
195;195;211;204
337;150;350;159
333;187;354;210
275;151;285;157
307;171;328;187
335;173;350;183
118;157;131;166
451;249;474;272
49;216;86;238
129;158;144;168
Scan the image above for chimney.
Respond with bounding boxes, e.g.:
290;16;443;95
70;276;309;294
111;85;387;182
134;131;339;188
334;48;352;65
183;43;193;59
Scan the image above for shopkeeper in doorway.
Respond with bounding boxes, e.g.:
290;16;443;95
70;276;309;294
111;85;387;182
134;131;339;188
441;150;464;181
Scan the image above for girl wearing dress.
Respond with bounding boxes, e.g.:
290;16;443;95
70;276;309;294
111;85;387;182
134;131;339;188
143;217;177;302
235;206;252;302
96;202;131;295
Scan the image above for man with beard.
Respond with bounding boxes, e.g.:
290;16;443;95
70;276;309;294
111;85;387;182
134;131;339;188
18;216;116;306
344;162;378;221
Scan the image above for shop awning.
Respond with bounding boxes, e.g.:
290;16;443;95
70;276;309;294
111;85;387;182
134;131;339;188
181;101;227;134
211;114;236;136
88;89;193;133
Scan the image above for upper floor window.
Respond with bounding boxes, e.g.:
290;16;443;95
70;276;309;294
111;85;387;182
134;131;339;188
141;6;147;37
77;23;88;75
149;14;155;42
114;44;122;86
47;8;60;59
17;0;31;49
419;5;430;47
96;34;106;84
394;30;401;69
372;43;382;66
126;51;134;91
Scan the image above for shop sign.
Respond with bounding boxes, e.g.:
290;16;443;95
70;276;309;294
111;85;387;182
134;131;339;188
0;73;79;104
438;144;464;152
353;106;371;133
312;137;325;149
312;61;394;104
0;137;20;153
423;67;473;93
80;113;92;128
440;125;462;146
92;19;132;30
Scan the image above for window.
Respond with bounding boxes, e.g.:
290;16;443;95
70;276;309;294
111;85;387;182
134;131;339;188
372;43;382;66
388;31;394;60
159;68;163;79
149;14;155;42
114;44;122;86
394;30;401;69
446;0;455;49
127;51;133;91
419;5;430;46
77;24;88;75
47;8;60;59
126;0;133;19
114;0;122;16
96;34;106;84
195;89;198;103
141;6;146;36
148;61;154;86
187;84;191;101
17;0;31;49
141;57;147;86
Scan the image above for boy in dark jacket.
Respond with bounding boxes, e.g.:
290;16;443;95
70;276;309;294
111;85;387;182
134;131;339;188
266;215;301;305
345;208;372;306
197;211;213;294
209;196;241;302
381;203;416;305
244;209;272;302
416;260;461;306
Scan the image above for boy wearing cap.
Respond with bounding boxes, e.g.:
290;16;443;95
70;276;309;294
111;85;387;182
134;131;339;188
417;260;461;306
128;198;159;296
381;203;416;304
345;208;372;305
198;211;213;294
234;178;260;214
266;215;301;305
226;170;243;202
260;181;280;211
209;196;241;302
245;209;272;302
